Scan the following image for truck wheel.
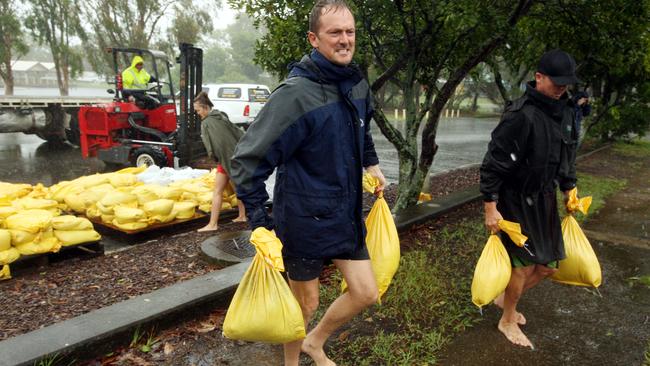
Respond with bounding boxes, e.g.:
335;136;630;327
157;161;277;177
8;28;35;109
132;146;168;167
65;116;81;146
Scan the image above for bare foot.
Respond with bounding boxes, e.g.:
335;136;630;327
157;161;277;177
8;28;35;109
232;217;247;223
494;294;526;325
498;318;534;349
301;337;336;366
197;223;218;232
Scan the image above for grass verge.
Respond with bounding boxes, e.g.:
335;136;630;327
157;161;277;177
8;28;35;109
316;216;487;365
572;172;627;223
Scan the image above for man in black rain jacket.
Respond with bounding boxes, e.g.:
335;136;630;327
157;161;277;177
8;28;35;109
480;49;579;349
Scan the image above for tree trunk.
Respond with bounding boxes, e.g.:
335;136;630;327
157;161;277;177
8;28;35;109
3;71;13;95
471;92;479;112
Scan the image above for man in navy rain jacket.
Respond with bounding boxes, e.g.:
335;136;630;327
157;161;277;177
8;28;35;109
231;1;385;365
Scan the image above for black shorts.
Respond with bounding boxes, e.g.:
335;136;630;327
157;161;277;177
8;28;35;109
284;244;370;281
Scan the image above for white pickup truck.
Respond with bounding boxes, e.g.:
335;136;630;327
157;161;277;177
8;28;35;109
204;83;271;128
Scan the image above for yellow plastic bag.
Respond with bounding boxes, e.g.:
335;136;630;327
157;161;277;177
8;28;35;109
471;220;528;308
222;227;306;343
341;191;400;302
565;187;592;215
0;247;20;265
5;209;53;234
0;265;11;280
172;201;197;219
0;229;10;251
54;230;101;246
51;216;94;231
115;165;147;175
15;236;60;255
551;215;602;287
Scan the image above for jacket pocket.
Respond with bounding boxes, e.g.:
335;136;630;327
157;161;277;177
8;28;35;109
284;189;347;218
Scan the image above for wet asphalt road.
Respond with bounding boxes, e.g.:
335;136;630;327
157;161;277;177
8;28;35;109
0;117;498;186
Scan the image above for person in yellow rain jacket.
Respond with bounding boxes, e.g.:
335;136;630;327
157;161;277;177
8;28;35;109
121;55;157;91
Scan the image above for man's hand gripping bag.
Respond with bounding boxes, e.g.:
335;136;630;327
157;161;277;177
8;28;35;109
471;220;528;309
341;174;400;302
551;188;602;287
222;228;306;343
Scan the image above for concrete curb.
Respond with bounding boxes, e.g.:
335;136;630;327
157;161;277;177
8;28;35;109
0;261;250;366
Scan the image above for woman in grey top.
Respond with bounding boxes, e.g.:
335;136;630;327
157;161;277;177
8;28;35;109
194;91;246;232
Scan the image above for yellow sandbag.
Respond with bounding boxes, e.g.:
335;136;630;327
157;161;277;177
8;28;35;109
86;205;101;220
115;165;147;175
99;191;137;208
230;197;238;207
8;229;37;246
221;202;232;210
223;227;306;343
0;229;10;251
181;182;211;194
0;182;32;199
197;191;213;204
12;198;59;211
341;191;400;302
87;183;116;195
143;199;174;216
155;186;183;200
101;214;115;223
15;236;60;255
181;192;197;202
173;201;197;219
51;216;94;231
108;173;137;188
198;203;211;213
132;185;162;205
471;220;528;308
0;247;20;265
111;220;148;231
551;215;602;287
72;173;110;189
5;209;53;234
147;212;177;224
54;230;101;246
0;265;11;280
113;206;145;224
26;183;49;199
64;190;105;214
0;206;17;219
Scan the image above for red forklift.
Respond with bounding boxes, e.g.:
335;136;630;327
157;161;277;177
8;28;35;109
77;43;205;167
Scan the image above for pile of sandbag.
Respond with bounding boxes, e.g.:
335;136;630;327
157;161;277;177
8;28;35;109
46;166;237;231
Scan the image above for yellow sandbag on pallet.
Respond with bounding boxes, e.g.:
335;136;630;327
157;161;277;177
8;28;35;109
471;220;528;309
0;182;32;200
54;230;101;246
108;173;138;187
173;201;197;219
341;174;399;302
5;209;53;234
0;265;11;280
112;220;148;231
143;199;177;223
0;206;17;220
52;216;94;231
12;197;59;212
0;229;10;251
113;206;146;224
223;227;306;343
26;183;49;199
65;190;105;214
15;236;60;255
8;229;37;246
72;173;111;189
99;191;137;208
198;203;211;213
551;188;601;287
115;165;147;175
0;247;20;264
132;185;162;205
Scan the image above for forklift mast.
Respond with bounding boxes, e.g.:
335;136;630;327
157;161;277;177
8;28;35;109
176;43;205;167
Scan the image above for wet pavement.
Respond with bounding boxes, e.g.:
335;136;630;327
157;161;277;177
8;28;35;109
439;144;650;366
0;117;497;186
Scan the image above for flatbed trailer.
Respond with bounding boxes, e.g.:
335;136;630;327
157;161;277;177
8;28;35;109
0;95;113;144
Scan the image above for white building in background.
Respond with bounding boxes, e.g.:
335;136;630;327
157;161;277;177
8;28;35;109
0;60;103;87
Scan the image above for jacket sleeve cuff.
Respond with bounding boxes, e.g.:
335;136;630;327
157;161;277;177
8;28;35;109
559;181;577;192
247;206;274;231
482;192;499;202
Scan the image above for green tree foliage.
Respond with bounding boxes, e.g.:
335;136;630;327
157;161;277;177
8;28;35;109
201;14;274;85
26;0;86;96
0;0;29;95
231;0;537;210
494;0;650;140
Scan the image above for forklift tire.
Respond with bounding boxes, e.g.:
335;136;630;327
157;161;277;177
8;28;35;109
132;146;168;167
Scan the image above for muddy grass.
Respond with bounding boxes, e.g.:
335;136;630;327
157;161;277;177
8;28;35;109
0;166;480;344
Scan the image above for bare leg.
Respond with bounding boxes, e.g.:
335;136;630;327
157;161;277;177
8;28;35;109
284;278;320;366
494;264;557;325
498;266;534;348
494;293;526;325
197;172;228;232
232;199;247;222
301;259;378;366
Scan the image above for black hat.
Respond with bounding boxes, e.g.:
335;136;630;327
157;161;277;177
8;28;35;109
537;49;580;85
